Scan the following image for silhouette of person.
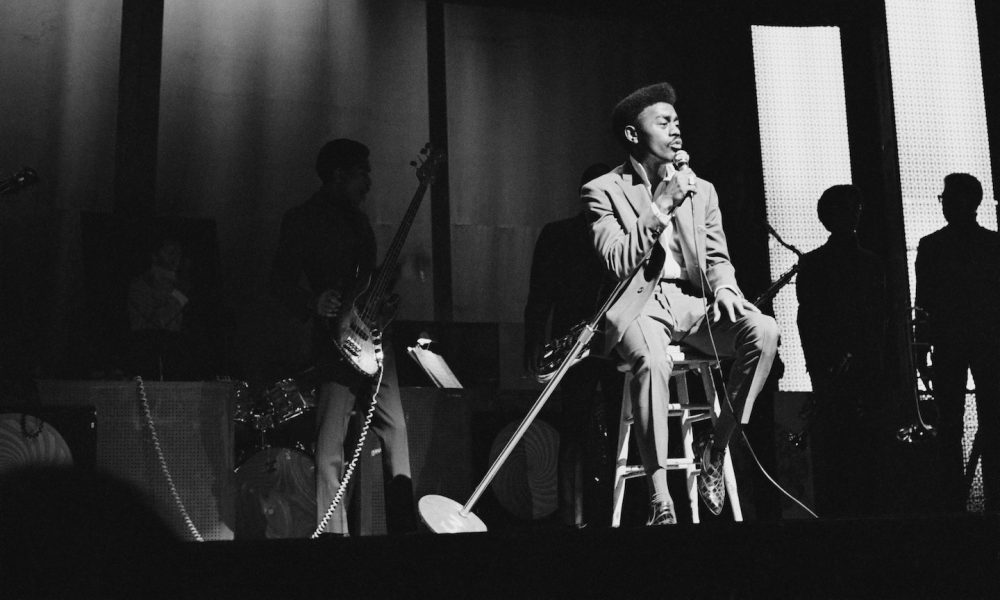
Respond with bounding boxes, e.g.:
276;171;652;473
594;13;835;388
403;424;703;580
583;82;779;524
269;139;416;535
123;236;203;380
524;163;624;528
916;173;1000;512
796;184;887;517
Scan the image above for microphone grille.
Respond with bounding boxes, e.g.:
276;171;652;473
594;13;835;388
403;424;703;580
673;150;690;170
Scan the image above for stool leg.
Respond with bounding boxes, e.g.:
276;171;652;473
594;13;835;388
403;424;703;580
723;451;743;521
677;372;700;523
612;374;632;528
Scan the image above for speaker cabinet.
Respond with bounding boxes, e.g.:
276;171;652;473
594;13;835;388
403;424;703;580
354;387;475;536
35;380;236;540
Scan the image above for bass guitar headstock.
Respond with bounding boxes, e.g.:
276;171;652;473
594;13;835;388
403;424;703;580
411;143;446;185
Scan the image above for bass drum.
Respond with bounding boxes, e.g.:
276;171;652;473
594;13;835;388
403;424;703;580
234;447;317;539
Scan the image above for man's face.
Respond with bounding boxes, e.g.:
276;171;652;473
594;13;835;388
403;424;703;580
153;241;182;272
628;102;683;165
939;182;977;224
336;160;372;208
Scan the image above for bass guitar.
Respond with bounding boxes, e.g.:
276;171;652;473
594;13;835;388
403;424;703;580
330;144;445;377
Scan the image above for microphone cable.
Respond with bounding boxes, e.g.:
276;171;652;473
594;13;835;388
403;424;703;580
688;199;819;519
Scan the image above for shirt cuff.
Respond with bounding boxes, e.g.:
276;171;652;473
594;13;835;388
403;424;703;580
714;285;742;298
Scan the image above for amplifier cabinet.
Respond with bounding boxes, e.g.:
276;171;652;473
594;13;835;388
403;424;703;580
36;380;235;540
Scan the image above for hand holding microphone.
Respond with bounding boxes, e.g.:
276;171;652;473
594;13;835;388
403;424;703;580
654;149;698;214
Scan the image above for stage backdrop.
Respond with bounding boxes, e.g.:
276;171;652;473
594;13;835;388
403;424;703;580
443;3;768;387
2;1;768;385
156;0;433;378
0;2;122;373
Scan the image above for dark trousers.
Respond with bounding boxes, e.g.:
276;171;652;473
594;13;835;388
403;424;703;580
808;370;882;518
314;341;416;534
932;334;1000;513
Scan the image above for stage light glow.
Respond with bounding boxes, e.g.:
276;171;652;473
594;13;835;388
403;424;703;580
751;26;853;392
886;0;995;514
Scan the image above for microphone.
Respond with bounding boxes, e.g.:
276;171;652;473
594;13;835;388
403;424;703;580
672;149;690;171
671;150;695;210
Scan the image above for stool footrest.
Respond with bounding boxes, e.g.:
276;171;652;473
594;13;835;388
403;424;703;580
666;402;712;411
616;458;698;476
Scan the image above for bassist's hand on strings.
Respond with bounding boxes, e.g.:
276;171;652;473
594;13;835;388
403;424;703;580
316;289;343;318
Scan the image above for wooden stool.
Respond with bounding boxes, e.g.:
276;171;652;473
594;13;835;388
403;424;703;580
611;347;742;526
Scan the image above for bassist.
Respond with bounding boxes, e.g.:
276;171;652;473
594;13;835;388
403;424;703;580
268;139;416;536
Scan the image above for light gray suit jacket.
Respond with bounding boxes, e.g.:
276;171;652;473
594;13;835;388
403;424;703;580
583;160;740;354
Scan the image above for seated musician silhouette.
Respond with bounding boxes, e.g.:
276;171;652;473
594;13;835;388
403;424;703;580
124;236;202;380
524;163;623;528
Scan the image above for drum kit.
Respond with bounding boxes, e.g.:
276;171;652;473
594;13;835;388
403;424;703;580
232;375;318;539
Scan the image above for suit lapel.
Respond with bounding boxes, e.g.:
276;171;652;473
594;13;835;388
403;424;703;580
615;167;647;225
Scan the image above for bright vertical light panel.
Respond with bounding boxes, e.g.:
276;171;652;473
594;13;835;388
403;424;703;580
886;0;995;514
751;26;853;392
885;0;997;302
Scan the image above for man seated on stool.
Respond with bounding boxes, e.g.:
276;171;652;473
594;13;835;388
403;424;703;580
583;82;779;525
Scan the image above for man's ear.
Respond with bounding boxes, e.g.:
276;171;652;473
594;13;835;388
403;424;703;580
331;167;346;184
624;125;639;145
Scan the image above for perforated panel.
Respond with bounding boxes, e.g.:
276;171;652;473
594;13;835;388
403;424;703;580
36;380;236;540
751;26;853;392
886;0;995;514
885;0;997;302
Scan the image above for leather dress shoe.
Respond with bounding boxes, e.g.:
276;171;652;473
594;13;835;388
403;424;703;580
646;499;677;526
696;437;726;516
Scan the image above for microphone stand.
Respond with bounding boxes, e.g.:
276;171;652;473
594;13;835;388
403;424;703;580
767;224;803;258
418;225;662;533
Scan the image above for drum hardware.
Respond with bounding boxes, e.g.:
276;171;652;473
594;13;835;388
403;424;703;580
232;375;317;435
897;307;937;444
232;375;320;539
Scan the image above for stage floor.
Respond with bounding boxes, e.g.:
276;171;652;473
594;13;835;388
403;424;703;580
175;513;998;599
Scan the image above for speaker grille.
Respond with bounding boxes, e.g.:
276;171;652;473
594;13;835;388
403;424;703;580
36;380;236;540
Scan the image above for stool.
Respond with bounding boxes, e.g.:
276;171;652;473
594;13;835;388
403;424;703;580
611;347;742;526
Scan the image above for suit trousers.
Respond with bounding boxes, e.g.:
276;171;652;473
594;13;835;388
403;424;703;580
615;284;779;474
932;334;1000;513
314;341;415;535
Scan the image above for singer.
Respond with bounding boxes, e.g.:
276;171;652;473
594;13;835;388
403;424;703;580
583;82;779;525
